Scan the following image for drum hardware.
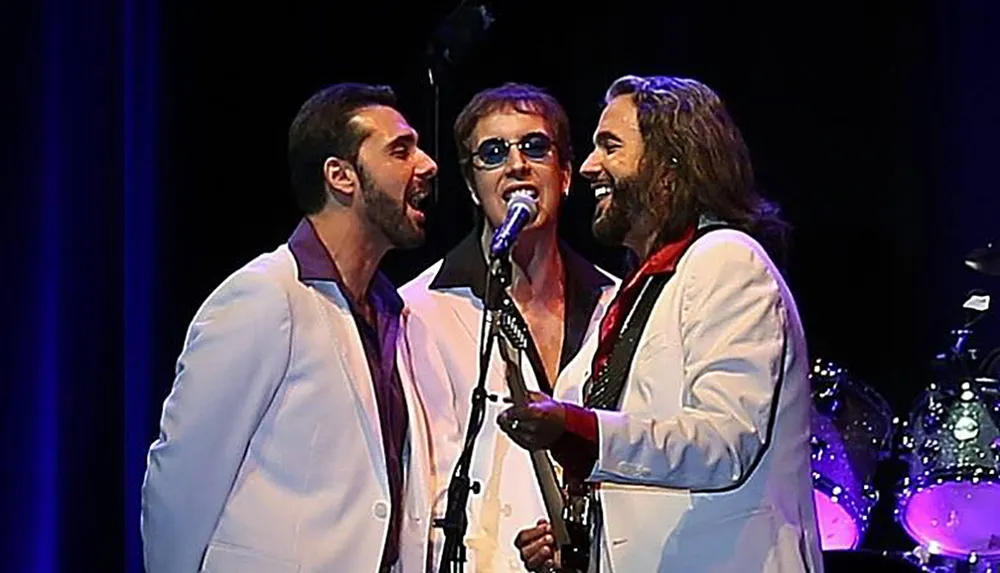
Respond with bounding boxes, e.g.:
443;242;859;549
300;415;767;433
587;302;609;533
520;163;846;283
821;548;927;572
965;243;1000;277
982;348;1000;380
900;544;1000;573
821;547;1000;572
894;377;1000;559
809;358;894;550
929;290;992;382
894;290;1000;560
817;248;1000;566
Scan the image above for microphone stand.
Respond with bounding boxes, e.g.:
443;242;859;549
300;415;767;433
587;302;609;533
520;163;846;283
425;2;494;205
434;249;513;573
945;290;992;382
426;51;441;204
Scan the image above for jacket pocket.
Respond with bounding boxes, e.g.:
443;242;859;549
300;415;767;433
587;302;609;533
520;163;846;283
200;542;300;573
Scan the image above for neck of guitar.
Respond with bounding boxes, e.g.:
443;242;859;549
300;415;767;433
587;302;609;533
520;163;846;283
495;310;591;573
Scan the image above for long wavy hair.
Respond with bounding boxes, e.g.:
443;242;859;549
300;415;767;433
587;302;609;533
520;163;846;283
605;75;790;267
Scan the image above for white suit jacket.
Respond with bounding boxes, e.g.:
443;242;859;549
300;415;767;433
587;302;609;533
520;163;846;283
398;233;619;573
555;228;823;573
141;222;435;573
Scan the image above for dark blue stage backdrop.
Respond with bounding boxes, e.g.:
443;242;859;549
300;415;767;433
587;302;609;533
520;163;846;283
1;0;996;571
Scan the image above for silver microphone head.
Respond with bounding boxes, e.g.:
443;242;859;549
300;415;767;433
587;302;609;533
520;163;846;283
507;190;539;220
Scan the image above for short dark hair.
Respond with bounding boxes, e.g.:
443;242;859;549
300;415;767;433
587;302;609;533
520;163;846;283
453;82;573;179
287;83;396;214
605;74;790;266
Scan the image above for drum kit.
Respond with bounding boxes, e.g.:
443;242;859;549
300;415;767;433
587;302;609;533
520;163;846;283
812;244;1000;573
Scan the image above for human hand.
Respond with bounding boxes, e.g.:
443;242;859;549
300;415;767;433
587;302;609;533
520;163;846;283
496;391;566;450
514;519;560;572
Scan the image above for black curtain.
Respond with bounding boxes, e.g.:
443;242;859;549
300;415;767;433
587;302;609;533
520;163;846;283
4;0;998;570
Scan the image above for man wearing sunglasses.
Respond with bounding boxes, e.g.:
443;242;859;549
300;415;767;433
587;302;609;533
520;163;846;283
399;83;619;572
141;83;440;573
499;75;822;572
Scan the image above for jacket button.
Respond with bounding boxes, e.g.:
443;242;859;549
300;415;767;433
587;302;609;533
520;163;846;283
373;500;389;519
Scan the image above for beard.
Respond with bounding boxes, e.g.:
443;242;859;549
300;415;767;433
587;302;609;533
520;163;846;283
358;164;425;250
592;170;648;247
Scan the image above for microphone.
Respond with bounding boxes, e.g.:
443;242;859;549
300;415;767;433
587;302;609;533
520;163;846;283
489;191;538;260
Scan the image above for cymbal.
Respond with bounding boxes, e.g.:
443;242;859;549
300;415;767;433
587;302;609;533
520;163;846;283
965;243;1000;276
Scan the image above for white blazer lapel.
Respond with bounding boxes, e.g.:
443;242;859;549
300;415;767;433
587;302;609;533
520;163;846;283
446;291;485;343
396;308;434;571
443;293;513;393
309;280;388;483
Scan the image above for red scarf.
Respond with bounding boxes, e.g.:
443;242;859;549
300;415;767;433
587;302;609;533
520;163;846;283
591;225;697;378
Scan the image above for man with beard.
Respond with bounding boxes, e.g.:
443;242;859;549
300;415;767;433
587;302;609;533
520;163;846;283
399;83;618;572
141;83;439;573
499;75;823;573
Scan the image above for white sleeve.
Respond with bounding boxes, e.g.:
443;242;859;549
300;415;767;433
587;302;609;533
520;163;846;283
590;238;787;490
140;270;292;573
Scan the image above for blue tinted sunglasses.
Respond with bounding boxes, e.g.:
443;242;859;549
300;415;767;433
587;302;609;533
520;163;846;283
468;132;554;169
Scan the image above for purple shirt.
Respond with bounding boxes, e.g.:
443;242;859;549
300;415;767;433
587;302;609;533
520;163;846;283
288;218;408;570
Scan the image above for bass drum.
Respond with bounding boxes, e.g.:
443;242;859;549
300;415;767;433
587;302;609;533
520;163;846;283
810;359;895;550
823;550;927;572
895;377;1000;559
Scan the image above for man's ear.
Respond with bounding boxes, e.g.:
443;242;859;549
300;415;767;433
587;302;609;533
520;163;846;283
323;157;357;197
560;163;572;197
463;172;481;206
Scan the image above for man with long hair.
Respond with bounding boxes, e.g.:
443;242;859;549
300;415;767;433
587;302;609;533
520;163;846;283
499;75;822;572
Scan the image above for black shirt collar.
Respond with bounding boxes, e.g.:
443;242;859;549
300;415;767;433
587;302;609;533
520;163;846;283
429;231;615;388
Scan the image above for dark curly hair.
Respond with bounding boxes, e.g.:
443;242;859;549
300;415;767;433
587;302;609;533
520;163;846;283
605;74;790;266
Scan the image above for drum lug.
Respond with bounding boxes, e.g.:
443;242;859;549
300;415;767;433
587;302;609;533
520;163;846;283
924;400;947;432
862;482;879;504
810;358;846;416
810;435;828;461
891;418;915;454
902;545;931;567
916;440;940;465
